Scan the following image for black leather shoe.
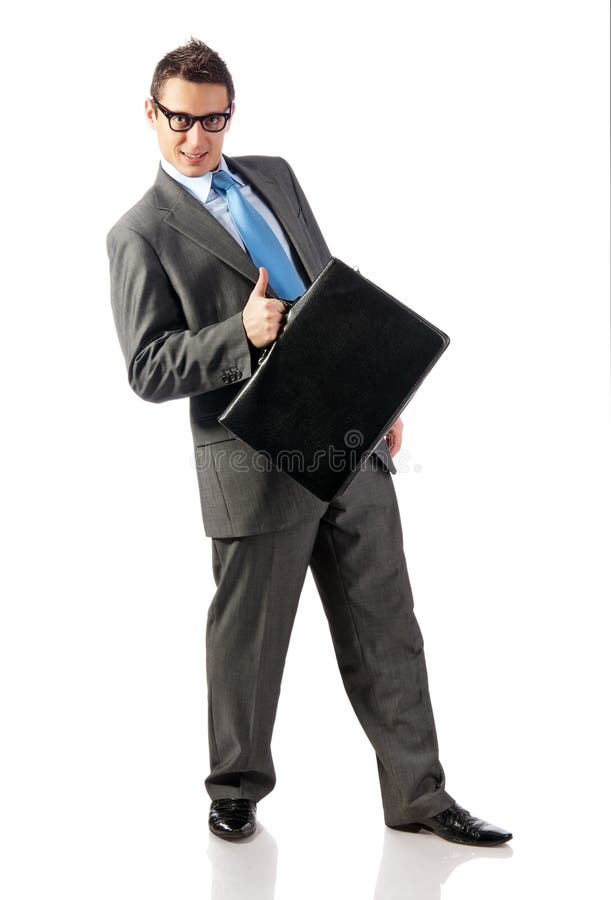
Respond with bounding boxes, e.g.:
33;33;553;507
390;802;512;846
208;798;257;841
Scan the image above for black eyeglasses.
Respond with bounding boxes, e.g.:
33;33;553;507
152;98;232;133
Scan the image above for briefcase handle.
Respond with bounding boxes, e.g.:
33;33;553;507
256;263;359;366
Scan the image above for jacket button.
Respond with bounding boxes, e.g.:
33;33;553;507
222;367;242;384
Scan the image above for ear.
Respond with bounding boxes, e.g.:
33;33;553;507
144;98;157;131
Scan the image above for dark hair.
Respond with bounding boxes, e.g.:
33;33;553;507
150;38;235;105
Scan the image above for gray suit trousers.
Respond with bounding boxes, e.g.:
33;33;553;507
204;454;455;826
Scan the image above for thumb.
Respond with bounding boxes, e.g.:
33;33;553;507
254;266;269;296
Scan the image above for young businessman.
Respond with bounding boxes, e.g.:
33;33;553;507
107;38;512;845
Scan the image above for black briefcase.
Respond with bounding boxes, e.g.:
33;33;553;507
219;258;450;502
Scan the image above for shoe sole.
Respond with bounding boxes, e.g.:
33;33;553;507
208;823;256;841
390;822;513;846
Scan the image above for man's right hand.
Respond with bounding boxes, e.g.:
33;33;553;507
241;267;289;349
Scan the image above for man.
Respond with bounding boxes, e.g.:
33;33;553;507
107;38;512;846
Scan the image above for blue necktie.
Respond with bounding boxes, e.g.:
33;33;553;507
211;170;306;302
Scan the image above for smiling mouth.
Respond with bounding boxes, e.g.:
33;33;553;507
182;151;207;159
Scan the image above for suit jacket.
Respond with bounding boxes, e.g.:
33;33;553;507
107;155;396;537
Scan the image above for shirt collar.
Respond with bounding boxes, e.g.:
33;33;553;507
160;154;244;204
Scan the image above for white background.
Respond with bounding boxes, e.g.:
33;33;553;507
1;2;609;898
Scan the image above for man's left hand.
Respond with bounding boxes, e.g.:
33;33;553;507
385;416;404;458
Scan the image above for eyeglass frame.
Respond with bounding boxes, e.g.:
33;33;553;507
151;98;233;133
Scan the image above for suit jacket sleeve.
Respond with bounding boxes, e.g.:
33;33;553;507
107;224;256;404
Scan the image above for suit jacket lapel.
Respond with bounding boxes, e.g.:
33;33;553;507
152;160;316;292
224;156;318;282
153;164;266;289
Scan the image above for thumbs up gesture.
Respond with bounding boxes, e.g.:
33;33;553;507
241;267;289;349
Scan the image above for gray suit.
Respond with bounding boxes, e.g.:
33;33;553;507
107;156;395;538
107;156;454;825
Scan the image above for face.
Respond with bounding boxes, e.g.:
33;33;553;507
145;77;233;177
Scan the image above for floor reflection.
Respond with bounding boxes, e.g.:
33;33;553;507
207;823;278;900
375;828;513;900
206;820;513;899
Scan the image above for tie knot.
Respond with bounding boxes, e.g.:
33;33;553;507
212;170;236;194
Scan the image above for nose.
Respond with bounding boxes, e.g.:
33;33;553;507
184;120;210;145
